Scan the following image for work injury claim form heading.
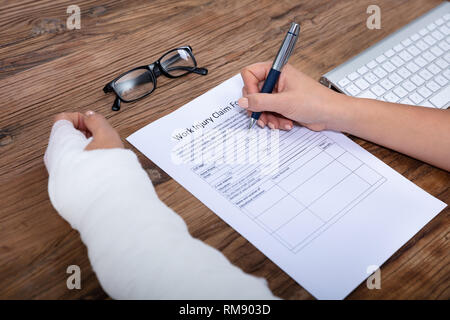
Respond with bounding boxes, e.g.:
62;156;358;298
127;74;446;299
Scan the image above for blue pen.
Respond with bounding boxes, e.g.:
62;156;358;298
249;22;300;129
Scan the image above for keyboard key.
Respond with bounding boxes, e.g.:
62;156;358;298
431;30;444;41
427;63;441;75
426;80;440;92
380;78;394;90
419;28;429;36
346;84;360;96
384;92;399;103
357;90;377;99
376;54;386;63
382;61;396;73
444;52;450;63
364;72;379;84
419;100;436;108
415;40;429;51
338;77;350;87
354;78;370;90
417;86;432;98
366;60;377;69
429;85;450;108
407;45;421;56
418;69;433;80
388;73;402;85
357;65;369;75
414;56;427;67
409;92;424;104
440;25;450;35
443;69;450;80
393;44;404;52
401;38;412;47
430;46;443;57
405;61;420;73
438;40;450;51
424;35;437;46
393;86;408;98
347;72;359;81
348;72;359;81
373;67;387;78
399;50;413;61
435;75;448;86
436;18;444;26
444;13;450;21
410;74;425;86
391;55;405;67
397;67;411;79
400;97;414;105
422;51;436;62
370;84;385;97
410;33;420;41
427;22;437;31
385;49;395;57
402;80;416;92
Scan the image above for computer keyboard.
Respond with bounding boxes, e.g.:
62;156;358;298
321;4;450;110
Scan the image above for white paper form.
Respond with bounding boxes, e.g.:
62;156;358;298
127;74;447;299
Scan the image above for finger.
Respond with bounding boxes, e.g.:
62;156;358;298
238;93;285;113
265;113;280;130
83;110;115;137
242;86;248;97
257;81;264;92
54;112;87;131
277;117;293;130
240;61;272;94
257;113;268;128
83;111;124;150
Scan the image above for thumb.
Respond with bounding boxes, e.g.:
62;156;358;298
83;110;124;150
83;110;113;136
238;93;286;113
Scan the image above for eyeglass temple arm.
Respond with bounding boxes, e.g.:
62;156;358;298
162;65;208;75
193;67;208;75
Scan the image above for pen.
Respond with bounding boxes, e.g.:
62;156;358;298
248;22;300;129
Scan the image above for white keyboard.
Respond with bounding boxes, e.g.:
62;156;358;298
321;4;450;109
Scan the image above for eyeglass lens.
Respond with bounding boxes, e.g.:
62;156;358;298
115;69;155;101
160;49;196;77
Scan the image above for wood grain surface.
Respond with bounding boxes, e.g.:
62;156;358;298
0;0;448;299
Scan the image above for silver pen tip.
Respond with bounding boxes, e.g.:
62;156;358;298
248;118;257;130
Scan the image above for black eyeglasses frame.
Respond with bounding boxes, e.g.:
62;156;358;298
103;45;208;111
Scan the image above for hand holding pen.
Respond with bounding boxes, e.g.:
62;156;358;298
245;22;300;130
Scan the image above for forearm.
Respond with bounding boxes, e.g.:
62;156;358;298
327;93;450;171
45;120;277;299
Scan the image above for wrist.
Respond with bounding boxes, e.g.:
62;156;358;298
323;91;356;132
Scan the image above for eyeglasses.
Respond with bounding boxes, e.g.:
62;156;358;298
103;46;208;111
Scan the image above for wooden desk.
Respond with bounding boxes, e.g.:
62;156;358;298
0;0;448;299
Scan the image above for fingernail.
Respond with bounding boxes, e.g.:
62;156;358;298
86;110;95;116
238;98;248;109
268;122;275;129
257;120;265;128
284;124;292;130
